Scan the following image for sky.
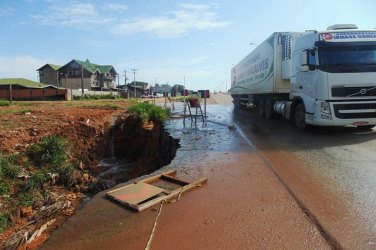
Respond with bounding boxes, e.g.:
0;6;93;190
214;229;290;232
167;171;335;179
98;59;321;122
0;0;375;91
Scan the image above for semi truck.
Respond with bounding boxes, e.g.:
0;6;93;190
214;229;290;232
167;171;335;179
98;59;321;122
230;24;376;129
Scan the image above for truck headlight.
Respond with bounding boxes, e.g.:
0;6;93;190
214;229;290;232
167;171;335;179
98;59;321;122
321;102;331;114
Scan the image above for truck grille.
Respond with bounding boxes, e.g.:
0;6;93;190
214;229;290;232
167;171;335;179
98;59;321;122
333;103;376;119
332;86;376;97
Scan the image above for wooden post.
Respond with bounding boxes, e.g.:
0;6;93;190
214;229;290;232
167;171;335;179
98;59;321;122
9;84;12;103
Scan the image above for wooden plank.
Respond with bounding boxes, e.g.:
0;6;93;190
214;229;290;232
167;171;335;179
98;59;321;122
137;177;208;212
161;175;190;186
136;169;177;184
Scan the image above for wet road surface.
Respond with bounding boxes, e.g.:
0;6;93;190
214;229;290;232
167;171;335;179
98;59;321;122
42;100;375;249
232;107;376;249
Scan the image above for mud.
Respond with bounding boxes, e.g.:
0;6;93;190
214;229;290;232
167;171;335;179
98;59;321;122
41;102;331;250
95;116;179;188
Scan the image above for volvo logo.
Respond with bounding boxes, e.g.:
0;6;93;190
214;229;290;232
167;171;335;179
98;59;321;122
359;88;367;95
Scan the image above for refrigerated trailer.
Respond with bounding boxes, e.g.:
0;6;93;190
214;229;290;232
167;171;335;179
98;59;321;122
230;24;376;129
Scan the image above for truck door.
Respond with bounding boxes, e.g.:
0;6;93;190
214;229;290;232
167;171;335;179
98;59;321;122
296;49;317;113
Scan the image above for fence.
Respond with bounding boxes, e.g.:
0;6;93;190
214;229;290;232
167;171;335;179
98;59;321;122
0;88;68;101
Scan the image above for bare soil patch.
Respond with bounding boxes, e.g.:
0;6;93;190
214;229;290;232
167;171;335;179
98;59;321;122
0;99;178;249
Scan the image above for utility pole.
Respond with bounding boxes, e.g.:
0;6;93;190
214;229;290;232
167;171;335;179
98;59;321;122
80;62;84;99
123;70;128;98
123;70;128;85
131;68;137;98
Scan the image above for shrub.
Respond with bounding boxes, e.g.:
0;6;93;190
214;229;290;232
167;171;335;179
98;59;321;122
73;94;119;100
28;135;69;167
127;102;169;123
0;212;10;232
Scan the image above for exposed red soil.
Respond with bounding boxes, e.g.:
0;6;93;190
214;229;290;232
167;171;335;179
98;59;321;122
0;100;131;249
0;100;129;161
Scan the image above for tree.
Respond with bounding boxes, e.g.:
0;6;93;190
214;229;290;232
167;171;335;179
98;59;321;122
171;84;185;94
126;81;149;89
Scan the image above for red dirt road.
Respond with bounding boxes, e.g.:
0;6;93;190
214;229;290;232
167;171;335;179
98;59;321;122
42;132;331;249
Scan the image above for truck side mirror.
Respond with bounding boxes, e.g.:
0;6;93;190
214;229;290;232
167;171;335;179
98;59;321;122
300;51;308;65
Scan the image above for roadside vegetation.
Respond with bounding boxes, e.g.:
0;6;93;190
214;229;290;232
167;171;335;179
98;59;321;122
127;102;170;123
0;99;10;106
73;93;120;100
0;135;82;233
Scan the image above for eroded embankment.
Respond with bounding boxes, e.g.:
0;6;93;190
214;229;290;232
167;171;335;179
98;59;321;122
1;113;179;249
94;115;180;188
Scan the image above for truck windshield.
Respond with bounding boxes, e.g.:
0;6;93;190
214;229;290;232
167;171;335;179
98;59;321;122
318;44;376;73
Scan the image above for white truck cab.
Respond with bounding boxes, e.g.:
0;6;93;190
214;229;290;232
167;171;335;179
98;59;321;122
291;24;376;128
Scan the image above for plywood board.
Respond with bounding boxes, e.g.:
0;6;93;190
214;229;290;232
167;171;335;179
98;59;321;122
106;169;207;212
107;182;166;206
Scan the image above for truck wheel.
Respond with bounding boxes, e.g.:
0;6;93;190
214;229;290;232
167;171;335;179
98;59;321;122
233;96;241;109
258;99;265;117
265;98;275;119
294;103;306;130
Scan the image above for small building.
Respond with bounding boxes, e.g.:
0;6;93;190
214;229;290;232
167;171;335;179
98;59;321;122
37;59;118;91
0;78;68;100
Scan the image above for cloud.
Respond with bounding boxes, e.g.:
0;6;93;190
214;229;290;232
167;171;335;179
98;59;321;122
0;6;14;17
112;3;230;38
30;1;113;28
102;3;128;13
0;56;58;82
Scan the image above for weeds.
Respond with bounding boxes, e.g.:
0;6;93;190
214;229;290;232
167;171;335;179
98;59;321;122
0;155;21;179
127;102;169;123
17;191;40;207
0;181;10;195
28;135;69;167
25;170;49;190
57;164;75;187
0;212;10;232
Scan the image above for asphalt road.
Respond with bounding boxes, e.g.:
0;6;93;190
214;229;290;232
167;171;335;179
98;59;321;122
231;107;376;249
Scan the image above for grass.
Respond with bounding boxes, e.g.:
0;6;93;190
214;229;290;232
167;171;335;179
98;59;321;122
0;154;21;179
27;135;69;167
17;190;43;207
25;170;49;190
57;164;75;187
127;102;170;123
0;212;10;232
0;99;10;106
0;181;11;195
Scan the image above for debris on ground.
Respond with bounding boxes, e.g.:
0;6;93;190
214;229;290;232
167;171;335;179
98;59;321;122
106;169;207;212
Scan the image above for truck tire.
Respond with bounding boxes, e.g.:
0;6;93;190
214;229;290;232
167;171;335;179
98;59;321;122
265;98;275;119
258;99;265;117
233;96;241;109
294;103;306;130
